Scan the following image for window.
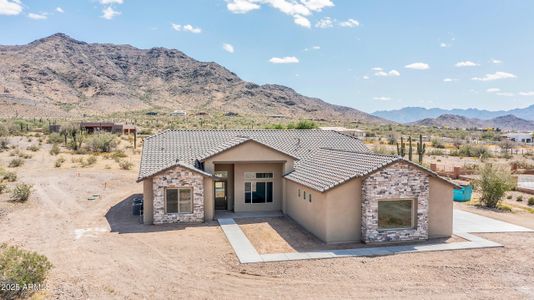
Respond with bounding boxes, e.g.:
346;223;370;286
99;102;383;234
377;199;414;230
308;194;312;202
244;172;273;204
298;189;301;197
166;188;193;214
303;191;306;199
214;171;228;179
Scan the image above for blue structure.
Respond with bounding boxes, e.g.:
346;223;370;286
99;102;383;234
453;184;473;202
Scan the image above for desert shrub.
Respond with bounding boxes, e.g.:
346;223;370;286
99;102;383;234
474;164;515;208
118;160;133;170
84;133;118;153
428;149;444;156
373;144;395;155
54;156;65;168
431;139;445;149
0;124;8;137
3;171;17;182
49;144;60;156
8;158;23;168
286;120;318;129
451;144;491;159
497;203;513;212
528;197;534;206
516;195;523;202
111;150;127;162
86;155;97;166
0;183;6;194
138;128;153;135
26;144;40;152
47;133;64;144
10;183;32;202
506;195;513;200
0;243;53;300
0;138;9;150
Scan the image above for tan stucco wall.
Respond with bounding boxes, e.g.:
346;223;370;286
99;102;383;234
214;164;234;210
428;177;453;238
324;177;362;243
203;177;214;221
203;140;295;174
233;163;283;212
285;180;328;241
143;178;154;224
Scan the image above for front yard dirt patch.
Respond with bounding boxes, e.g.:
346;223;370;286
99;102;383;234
237;216;465;254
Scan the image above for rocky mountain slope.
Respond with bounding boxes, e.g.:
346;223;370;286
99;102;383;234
0;33;387;123
373;105;534;123
411;114;534;131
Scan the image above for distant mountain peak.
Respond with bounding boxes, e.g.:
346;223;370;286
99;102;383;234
411;113;534;131
0;34;389;124
373;105;534;124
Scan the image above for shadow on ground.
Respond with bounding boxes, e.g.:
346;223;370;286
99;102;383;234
105;194;217;234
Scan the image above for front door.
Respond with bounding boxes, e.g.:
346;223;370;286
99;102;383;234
214;181;227;210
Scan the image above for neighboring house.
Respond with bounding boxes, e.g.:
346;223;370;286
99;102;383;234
137;130;457;244
504;132;533;144
80;122;136;135
319;127;366;139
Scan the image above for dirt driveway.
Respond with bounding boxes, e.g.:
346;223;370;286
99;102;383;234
1;144;534;299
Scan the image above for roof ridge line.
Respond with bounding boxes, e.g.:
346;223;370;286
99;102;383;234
319;147;400;158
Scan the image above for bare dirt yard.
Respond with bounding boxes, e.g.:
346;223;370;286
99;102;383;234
237;217;463;254
1;141;534;299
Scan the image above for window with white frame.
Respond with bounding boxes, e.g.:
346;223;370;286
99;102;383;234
165;188;193;213
244;172;273;203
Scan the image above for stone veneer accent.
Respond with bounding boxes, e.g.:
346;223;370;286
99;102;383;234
361;161;429;243
152;166;204;224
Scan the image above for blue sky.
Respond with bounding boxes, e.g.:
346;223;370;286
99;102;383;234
1;0;533;113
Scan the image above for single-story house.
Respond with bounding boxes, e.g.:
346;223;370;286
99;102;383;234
137;129;457;244
504;132;533;144
80;122;136;135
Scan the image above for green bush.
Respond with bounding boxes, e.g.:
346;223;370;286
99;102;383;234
506;195;513;200
10;183;32;202
475;164;515;208
450;144;491;159
516;195;523;202
84;133;118;153
111;150;127;162
49;144;60;156
47;132;64;144
8;158;23;168
0;183;7;194
528;197;534;206
118;160;133;170
54;156;65;168
0;243;53;300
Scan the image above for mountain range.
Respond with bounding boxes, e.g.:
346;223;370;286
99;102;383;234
411;114;534;131
0;33;387;124
373;105;534;123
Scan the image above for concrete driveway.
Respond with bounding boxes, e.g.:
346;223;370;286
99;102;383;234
453;209;533;233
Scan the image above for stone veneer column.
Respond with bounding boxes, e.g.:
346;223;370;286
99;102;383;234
152;166;205;224
361;161;429;243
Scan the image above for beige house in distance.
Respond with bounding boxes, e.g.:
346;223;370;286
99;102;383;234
137;130;458;244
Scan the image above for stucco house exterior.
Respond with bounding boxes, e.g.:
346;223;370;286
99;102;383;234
137;129;457;244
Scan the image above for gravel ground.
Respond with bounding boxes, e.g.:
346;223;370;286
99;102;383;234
1;142;533;299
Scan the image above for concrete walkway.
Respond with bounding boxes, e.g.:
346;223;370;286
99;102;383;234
453;209;533;233
217;208;532;264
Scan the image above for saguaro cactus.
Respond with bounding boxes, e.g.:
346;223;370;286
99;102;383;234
408;136;413;161
417;134;426;164
396;137;406;158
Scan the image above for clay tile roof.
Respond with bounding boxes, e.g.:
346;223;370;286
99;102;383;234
137;129;369;181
